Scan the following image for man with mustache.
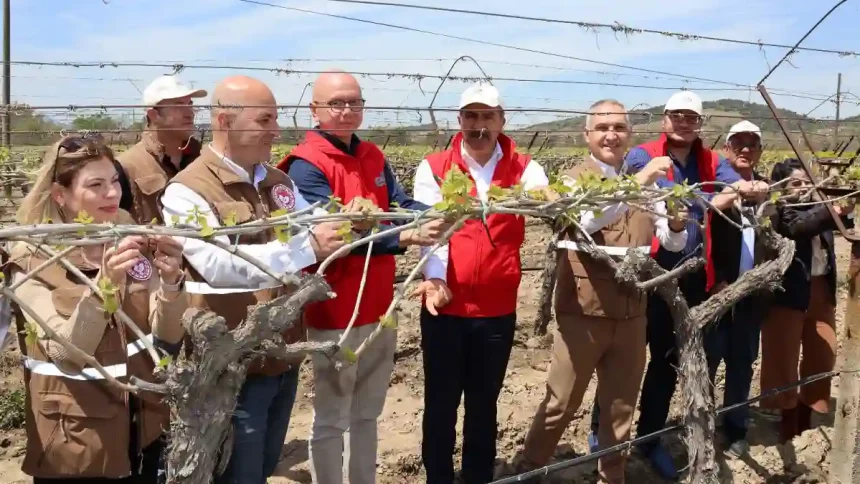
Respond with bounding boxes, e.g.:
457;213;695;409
515;99;687;483
588;91;768;479
705;120;771;457
411;83;549;483
117;75;207;223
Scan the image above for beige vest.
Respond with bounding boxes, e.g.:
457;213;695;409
554;159;656;319
117;133;176;224
169;147;305;376
10;213;167;479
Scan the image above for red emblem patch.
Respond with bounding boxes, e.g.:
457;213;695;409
271;184;296;210
127;257;153;281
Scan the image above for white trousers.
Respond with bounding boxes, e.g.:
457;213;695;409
308;322;397;484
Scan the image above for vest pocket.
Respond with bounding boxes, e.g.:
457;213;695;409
133;174;167;196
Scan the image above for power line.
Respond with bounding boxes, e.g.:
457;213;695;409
313;0;860;59
234;0;751;89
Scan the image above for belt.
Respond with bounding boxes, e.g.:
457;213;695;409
22;334;153;381
556;240;650;257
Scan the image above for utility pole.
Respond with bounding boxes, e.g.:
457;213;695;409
835;72;842;144
2;0;9;147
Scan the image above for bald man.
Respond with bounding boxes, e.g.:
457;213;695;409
277;71;449;484
161;76;347;484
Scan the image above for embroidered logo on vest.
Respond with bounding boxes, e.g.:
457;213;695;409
271;184;296;210
127;257;153;281
374;173;386;187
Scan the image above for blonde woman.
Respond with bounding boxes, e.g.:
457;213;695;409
9;135;188;483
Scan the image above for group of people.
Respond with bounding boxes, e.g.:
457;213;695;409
2;70;850;484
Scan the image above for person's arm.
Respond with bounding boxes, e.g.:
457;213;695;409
653;199;687;252
114;159;134;212
563;174;629;235
777;205;853;239
413;159;448;282
13;271;109;373
625;147;676;189
160;183;318;293
148;275;189;354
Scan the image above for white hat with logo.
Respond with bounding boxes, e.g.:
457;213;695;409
142;75;207;107
459;83;503;109
664;91;703;115
727;120;762;141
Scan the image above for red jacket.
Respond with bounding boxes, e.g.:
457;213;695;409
278;131;395;330
426;133;529;318
639;133;719;291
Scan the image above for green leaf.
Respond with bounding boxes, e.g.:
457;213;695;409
379;315;397;329
157;355;173;369
274;225;291;243
149;217;159;226
74;210;94;235
98;278;120;314
170;215;180;226
487;183;508;201
198;218;215;238
336;222;354;244
22;322;38;348
223;210;238;227
341;346;358;364
270;208;288;218
326;195;344;213
770;191;781;203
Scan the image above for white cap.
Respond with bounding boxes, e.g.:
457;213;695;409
727;120;761;141
142;75;207;107
664;90;703;115
459;83;503;109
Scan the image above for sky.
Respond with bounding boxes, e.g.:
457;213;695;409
10;0;860;131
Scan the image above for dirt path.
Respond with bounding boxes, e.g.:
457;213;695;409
0;228;850;483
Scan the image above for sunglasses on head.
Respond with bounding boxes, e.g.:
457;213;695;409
53;132;105;181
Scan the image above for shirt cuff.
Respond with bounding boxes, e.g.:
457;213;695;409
423;257;448;282
289;232;318;273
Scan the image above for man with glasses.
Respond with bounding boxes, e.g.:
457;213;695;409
277;70;450;484
587;92;766;479
116;75;206;223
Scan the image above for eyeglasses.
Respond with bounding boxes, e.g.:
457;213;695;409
316;98;366;113
728;137;762;150
667;112;703;124
52;132;104;181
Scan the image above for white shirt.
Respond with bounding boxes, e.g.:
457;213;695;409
160;146;319;294
564;156;687;252
413;141;550;281
810;236;829;277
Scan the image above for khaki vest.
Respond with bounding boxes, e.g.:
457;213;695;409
10;215;167;479
116;133;175;224
554;159;656;319
169;146;305;376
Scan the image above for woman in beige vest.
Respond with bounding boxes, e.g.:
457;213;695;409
9;135;188;483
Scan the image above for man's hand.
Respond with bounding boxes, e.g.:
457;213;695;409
399;219;454;247
310;221;347;259
411;278;452;316
668;209;687;232
634;156;673;186
102;236;146;285
835;200;856;217
151;235;184;286
738;180;769;203
344;197;379;232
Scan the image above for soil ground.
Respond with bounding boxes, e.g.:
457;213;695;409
0;223;851;484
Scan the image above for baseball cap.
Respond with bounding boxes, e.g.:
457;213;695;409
726;120;762;141
664;91;703;115
459;83;503;109
142;75;207;107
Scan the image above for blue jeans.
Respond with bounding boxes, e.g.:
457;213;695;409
703;296;765;443
216;368;301;484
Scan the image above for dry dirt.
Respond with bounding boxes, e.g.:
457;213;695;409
0;225;852;484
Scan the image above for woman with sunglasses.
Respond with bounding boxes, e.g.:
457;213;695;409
760;158;854;443
9;136;188;483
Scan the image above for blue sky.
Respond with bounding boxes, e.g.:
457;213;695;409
11;0;860;129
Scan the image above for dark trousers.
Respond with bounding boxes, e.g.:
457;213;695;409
421;309;516;484
591;272;707;454
703;295;764;443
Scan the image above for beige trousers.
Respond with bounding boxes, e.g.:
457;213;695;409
308;322;397;484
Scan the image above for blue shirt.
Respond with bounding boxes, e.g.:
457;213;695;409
625;145;741;268
286;131;429;256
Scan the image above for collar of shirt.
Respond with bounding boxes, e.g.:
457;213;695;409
316;128;361;156
588;155;623;179
460;140;502;177
208;144;268;189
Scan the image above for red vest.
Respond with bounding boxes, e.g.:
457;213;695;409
426;133;528;318
278;131;395;330
639;134;719;291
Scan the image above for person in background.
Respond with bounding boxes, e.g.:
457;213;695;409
279;70;450;484
116;75;206;223
11;135;188;483
516;99;687;484
412;83;549;484
761;158;854;443
589;91;767;480
705;121;773;457
161;75;347;484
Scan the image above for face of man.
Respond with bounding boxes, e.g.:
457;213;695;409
220;97;280;165
585;107;630;167
725;132;762;173
458;104;504;158
149;95;196;140
311;74;365;140
662;109;702;145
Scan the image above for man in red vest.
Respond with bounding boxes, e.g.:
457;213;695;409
411;83;550;484
277;70;450;484
587;91;767;479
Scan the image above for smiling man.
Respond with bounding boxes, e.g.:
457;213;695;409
116;75;207;223
515;100;686;484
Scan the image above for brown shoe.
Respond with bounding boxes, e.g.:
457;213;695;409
780;407;799;444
